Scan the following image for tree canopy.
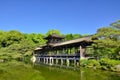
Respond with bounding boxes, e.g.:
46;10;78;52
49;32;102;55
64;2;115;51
92;20;120;60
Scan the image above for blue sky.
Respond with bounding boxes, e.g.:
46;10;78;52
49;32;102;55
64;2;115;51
0;0;120;35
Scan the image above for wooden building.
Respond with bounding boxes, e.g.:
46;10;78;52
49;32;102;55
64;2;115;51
33;33;92;67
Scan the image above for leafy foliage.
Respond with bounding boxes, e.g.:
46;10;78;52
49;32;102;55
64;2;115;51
63;34;82;41
110;20;120;29
0;29;84;61
80;59;100;69
46;29;61;36
92;20;120;59
99;58;120;71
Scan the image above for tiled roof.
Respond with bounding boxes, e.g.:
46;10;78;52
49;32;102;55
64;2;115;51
34;36;92;51
53;36;92;47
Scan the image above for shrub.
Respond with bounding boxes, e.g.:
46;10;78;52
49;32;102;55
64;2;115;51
87;59;101;68
80;59;88;67
99;58;120;71
80;59;100;69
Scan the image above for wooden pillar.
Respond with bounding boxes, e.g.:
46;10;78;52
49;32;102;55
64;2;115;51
61;58;63;65
49;57;51;65
44;58;45;63
49;57;53;65
56;58;58;64
66;58;69;67
51;57;53;65
80;45;86;59
74;57;76;67
39;57;41;62
46;58;48;64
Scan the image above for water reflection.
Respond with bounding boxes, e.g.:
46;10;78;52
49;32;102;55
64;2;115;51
34;64;120;80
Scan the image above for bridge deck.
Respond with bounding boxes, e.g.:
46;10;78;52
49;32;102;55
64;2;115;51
36;54;80;58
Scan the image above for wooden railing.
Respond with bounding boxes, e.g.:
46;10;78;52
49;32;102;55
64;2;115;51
36;53;80;58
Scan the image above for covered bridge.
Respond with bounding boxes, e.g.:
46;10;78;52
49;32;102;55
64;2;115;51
33;33;92;66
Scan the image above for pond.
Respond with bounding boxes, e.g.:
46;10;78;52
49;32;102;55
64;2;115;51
0;61;120;80
34;64;120;80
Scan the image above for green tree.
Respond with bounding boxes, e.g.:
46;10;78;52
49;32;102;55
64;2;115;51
73;34;82;39
64;34;82;41
0;31;7;47
92;23;120;59
24;33;46;45
64;34;73;40
0;30;24;47
110;20;120;29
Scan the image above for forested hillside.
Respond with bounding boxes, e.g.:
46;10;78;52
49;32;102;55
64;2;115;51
0;29;82;61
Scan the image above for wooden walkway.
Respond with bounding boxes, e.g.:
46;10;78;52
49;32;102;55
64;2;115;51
34;54;80;67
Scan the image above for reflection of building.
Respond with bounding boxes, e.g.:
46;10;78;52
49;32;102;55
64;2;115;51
33;33;92;66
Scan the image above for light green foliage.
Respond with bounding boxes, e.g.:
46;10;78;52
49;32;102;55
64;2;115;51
80;59;100;69
73;34;82;39
25;33;46;45
7;39;36;54
80;20;120;71
64;34;82;41
64;34;73;40
83;34;89;37
86;47;94;55
46;29;61;36
0;30;24;47
0;30;46;61
87;59;101;68
92;20;120;59
80;58;120;71
80;59;88;67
